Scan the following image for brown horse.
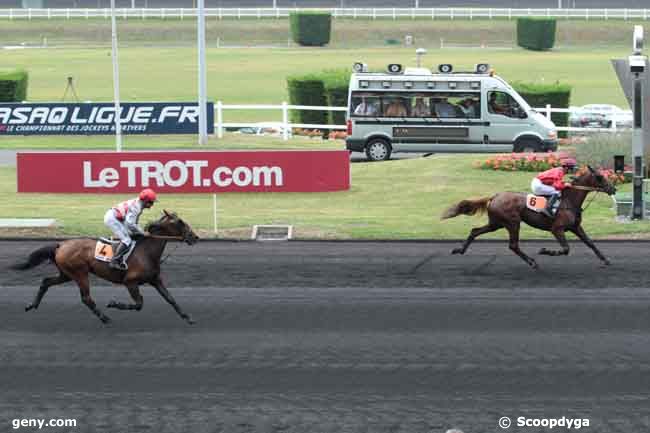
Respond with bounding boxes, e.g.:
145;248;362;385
10;210;199;324
442;166;616;269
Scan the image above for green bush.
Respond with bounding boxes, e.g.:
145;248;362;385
322;69;349;125
290;11;331;47
513;81;571;138
575;132;632;170
0;69;28;102
287;73;328;126
517;17;556;51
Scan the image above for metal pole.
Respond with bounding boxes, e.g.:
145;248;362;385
631;25;646;219
213;193;218;234
110;0;122;152
197;0;208;145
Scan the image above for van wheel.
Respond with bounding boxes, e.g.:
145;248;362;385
365;139;392;161
514;138;541;153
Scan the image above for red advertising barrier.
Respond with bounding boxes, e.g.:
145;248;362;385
17;151;350;193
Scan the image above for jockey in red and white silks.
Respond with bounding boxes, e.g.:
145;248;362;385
530;158;576;217
103;188;157;269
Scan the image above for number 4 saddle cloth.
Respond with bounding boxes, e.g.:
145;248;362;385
94;238;135;263
525;194;549;213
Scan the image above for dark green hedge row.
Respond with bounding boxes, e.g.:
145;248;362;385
516;17;556;51
0;69;28;102
513;81;571;137
289;11;331;47
287;69;348;126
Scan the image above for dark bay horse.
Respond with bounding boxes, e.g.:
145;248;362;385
442;166;616;268
11;210;199;324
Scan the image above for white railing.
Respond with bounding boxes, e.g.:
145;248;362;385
215;101;631;140
215;101;347;141
0;7;649;21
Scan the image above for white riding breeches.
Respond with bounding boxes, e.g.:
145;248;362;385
104;210;133;246
531;178;559;196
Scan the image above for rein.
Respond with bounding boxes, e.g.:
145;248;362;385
147;234;184;241
569;185;607;192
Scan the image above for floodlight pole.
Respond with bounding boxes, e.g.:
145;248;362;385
110;0;122;152
631;26;646;219
197;0;208;145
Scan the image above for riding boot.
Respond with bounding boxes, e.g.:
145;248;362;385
109;242;129;270
543;193;560;218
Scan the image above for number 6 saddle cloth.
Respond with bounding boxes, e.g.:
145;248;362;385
525;194;549;213
94;238;135;263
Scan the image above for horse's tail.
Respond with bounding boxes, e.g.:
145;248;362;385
10;244;58;271
441;197;493;220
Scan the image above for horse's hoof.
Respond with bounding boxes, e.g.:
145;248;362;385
100;316;112;325
529;260;539;269
539;248;548;255
107;300;118;308
451;248;463;255
601;259;611;267
25;304;34;312
182;315;196;325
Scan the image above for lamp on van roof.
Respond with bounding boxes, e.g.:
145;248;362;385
449;82;457;89
382;81;392;88
359;80;369;88
438;64;453;74
353;62;368;73
470;81;480;89
387;63;403;74
404;81;413;88
475;63;490;74
427;82;435;88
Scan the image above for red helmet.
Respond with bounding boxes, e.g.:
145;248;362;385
139;188;157;203
561;158;577;169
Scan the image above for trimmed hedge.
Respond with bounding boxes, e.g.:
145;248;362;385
322;69;349;125
516;17;556;51
290;11;331;47
0;69;28;102
513;81;571;138
287;73;328;126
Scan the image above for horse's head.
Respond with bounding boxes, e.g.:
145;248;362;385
574;165;617;196
146;210;199;245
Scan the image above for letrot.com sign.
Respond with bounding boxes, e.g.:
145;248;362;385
0;102;214;135
17;151;350;193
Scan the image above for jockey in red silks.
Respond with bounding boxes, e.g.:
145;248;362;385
103;189;157;270
531;158;576;217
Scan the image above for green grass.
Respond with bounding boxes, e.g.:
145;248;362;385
0;132;344;150
3;154;650;239
0;18;645;48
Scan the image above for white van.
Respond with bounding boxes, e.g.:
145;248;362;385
345;62;558;161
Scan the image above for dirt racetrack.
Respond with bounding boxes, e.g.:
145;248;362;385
1;240;650;433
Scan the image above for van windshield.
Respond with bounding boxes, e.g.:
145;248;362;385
350;91;481;119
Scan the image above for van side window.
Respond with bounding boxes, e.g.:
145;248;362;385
488;91;521;118
351;94;381;117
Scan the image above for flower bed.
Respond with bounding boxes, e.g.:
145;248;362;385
475;152;570;172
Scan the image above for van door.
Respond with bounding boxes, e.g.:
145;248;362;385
397;92;489;153
484;90;529;151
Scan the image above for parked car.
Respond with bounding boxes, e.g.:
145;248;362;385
572;104;633;129
236;123;289;136
569;108;609;129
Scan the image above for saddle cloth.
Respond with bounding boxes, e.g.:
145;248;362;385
525;194;549;213
94;238;135;263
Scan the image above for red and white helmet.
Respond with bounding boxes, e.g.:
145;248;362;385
561;158;577;169
139;188;157;203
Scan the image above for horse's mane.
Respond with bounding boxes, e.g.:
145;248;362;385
145;211;178;233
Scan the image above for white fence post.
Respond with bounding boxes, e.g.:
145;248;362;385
545;104;551;120
216;100;223;139
282;101;289;141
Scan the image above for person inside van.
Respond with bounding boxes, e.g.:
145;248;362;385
412;97;431;117
432;97;459;118
384;98;408;117
353;97;378;116
488;92;508;115
459;98;479;118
